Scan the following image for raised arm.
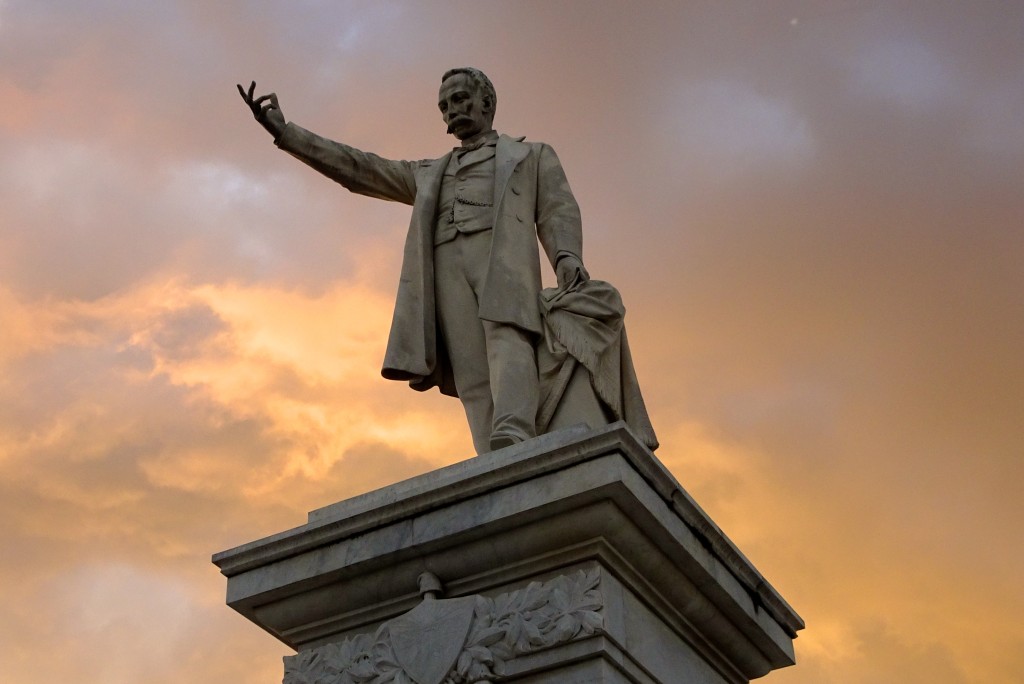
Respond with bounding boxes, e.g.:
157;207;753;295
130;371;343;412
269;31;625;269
237;81;418;206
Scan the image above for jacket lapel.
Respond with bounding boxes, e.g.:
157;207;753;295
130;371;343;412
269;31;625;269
418;151;452;205
494;135;530;206
411;151;452;245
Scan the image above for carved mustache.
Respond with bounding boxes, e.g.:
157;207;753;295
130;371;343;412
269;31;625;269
446;116;473;134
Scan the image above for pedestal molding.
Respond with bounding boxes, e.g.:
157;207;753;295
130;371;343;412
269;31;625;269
215;424;803;682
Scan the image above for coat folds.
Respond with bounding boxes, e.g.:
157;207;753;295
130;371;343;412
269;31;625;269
276;123;583;397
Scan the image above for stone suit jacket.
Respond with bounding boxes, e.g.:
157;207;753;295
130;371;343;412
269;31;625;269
275;123;584;396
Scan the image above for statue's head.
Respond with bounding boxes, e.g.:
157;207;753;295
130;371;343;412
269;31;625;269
439;67;497;141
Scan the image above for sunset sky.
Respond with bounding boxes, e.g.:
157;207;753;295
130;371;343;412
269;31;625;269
1;1;1022;682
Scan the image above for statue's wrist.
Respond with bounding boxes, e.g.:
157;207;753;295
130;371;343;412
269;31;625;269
555;251;581;266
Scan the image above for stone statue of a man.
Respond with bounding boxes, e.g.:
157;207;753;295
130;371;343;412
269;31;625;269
239;68;658;455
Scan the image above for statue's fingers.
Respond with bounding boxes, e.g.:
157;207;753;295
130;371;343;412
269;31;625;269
247;81;256;99
253;94;274;114
256;93;279;110
237;83;248;101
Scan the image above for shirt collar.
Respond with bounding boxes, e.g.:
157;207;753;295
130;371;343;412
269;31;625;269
457;129;499;152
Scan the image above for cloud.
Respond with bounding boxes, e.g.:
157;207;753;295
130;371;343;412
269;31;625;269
0;558;285;684
851;39;950;111
1;2;1023;683
0;272;464;681
655;413;1024;684
664;80;815;182
0;274;468;566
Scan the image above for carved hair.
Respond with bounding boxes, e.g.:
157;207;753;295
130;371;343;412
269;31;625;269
441;67;497;120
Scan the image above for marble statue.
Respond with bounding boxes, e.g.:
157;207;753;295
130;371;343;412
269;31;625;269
238;68;656;454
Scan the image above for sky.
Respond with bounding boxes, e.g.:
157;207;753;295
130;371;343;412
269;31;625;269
1;1;1022;682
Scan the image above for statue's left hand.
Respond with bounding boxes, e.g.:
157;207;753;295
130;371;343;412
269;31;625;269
556;255;589;289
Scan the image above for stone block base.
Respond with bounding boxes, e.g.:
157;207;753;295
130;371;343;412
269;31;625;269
214;422;803;683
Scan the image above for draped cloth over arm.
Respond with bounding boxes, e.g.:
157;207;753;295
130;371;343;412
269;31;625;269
536;278;659;451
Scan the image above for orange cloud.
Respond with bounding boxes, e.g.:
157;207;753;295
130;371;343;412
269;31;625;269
0;273;466;682
2;3;1023;683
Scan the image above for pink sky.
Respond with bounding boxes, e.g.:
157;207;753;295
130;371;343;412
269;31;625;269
1;2;1022;682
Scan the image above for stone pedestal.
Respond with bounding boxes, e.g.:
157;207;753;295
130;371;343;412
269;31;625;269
213;423;803;683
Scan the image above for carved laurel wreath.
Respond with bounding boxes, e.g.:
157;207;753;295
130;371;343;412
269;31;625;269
284;568;603;684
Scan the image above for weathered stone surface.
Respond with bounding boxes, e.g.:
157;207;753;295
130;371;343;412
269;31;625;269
214;423;803;682
283;569;603;684
238;70;655;455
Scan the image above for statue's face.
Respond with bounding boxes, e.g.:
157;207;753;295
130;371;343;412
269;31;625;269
438;73;493;141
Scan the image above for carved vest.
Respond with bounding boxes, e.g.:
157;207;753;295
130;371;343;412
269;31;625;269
434;143;497;246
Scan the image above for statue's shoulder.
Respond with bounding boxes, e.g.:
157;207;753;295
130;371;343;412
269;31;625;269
497;134;541;160
502;135;559;155
498;133;531;147
409;152;453;174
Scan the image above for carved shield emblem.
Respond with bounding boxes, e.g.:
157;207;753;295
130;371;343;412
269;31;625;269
388;596;476;684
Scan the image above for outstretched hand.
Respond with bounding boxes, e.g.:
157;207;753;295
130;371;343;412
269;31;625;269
237;81;286;139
